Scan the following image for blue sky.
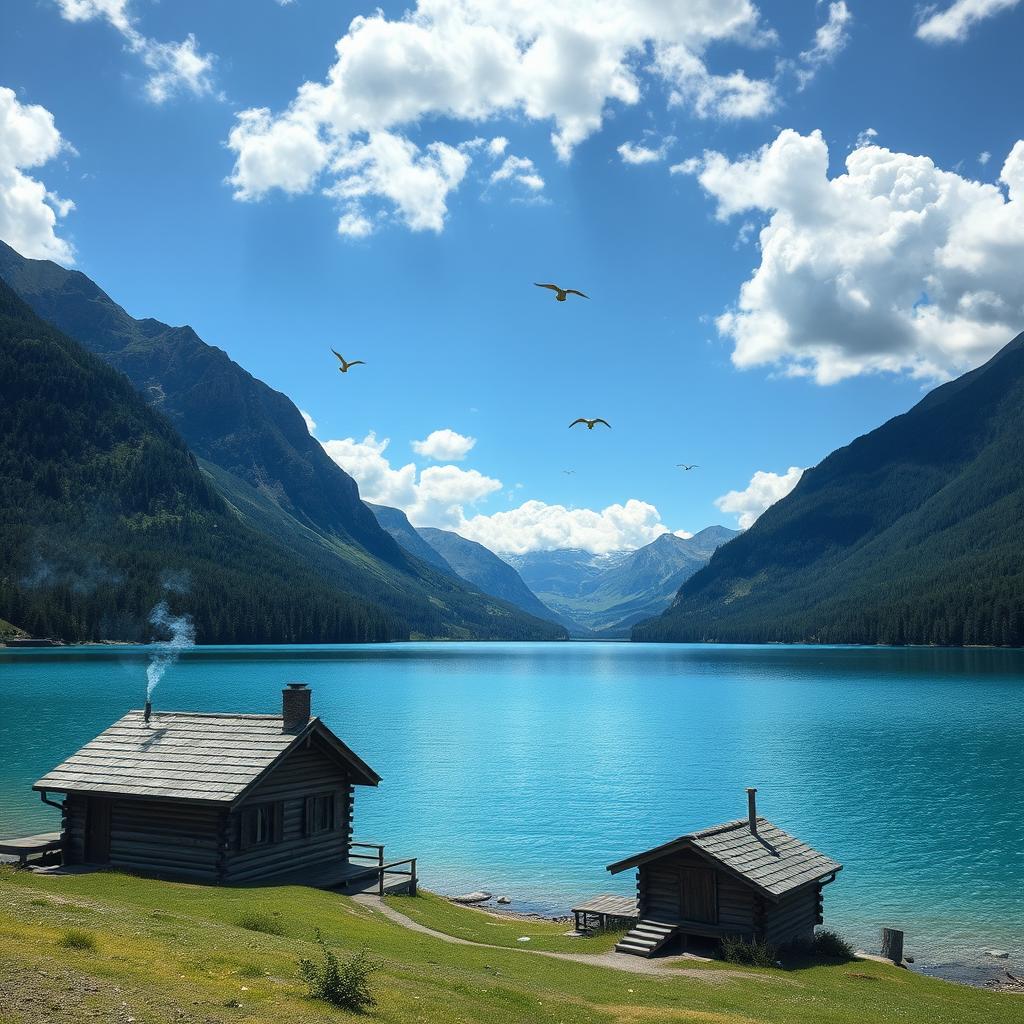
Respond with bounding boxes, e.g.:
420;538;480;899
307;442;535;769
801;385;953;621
3;0;1024;552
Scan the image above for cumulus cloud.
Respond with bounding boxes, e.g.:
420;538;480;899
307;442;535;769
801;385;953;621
979;150;991;165
617;136;675;165
227;1;781;234
322;432;500;527
299;409;317;435
324;132;470;233
322;430;686;551
411;428;477;461
459;499;678;555
681;130;1024;383
715;467;803;528
916;0;1021;43
0;87;75;262
794;2;851;88
489;154;544;191
54;0;216;103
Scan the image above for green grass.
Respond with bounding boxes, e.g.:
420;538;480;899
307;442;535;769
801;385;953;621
237;910;286;936
56;928;97;951
0;867;1017;1024
383;892;626;953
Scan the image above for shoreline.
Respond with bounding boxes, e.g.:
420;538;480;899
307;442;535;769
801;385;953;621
438;891;1023;993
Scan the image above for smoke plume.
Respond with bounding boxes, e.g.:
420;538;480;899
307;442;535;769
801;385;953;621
146;600;195;701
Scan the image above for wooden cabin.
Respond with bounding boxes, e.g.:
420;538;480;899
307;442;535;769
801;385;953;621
32;684;386;885
607;789;842;957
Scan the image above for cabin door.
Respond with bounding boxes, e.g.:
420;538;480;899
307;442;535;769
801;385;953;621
679;867;717;924
84;797;112;864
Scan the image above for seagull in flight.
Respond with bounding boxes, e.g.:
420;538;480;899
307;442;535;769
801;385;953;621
563;469;576;475
676;464;699;471
331;349;365;373
535;283;589;302
570;418;611;430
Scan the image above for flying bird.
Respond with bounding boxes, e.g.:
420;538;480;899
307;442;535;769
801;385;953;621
331;349;365;373
570;418;611;430
676;464;699;471
563;469;576;475
535;282;589;302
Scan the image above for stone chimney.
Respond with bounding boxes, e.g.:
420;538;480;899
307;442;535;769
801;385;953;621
747;787;758;834
282;683;311;731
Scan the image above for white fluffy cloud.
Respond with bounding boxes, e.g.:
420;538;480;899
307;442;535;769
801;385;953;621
794;2;851;88
916;0;1021;43
489;154;544;192
320;429;686;551
299;409;317;435
411;428;477;461
681;130;1024;383
617;137;675;165
54;0;216;103
459;499;679;554
325;132;470;233
322;432;500;527
715;467;803;529
227;1;782;234
0;87;75;262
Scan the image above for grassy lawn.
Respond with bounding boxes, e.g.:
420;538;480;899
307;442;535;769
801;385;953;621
0;867;1018;1024
382;892;627;953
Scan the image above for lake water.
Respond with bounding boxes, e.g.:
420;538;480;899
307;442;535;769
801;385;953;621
1;642;1022;973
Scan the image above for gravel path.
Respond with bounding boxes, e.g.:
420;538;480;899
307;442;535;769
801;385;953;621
353;894;757;982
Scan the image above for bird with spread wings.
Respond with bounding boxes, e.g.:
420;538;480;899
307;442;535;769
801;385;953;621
535;282;589;302
570;418;611;430
331;349;365;373
676;464;699;471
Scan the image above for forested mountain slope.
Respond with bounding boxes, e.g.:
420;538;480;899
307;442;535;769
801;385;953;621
0;279;400;643
0;240;565;641
635;332;1024;646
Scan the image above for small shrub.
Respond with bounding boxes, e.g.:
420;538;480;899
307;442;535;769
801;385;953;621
813;929;855;961
719;934;778;967
236;963;265;978
237;911;284;936
298;930;379;1012
58;929;97;951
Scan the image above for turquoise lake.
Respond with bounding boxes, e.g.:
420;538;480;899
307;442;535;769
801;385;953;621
1;642;1022;972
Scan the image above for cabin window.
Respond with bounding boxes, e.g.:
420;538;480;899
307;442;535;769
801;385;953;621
305;792;335;836
241;803;281;847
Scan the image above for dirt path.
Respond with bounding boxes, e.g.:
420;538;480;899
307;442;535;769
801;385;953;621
353;894;757;982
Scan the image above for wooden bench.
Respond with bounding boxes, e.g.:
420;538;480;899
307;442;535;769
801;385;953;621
0;832;62;867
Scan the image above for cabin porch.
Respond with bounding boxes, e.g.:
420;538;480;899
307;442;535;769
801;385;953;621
262;841;418;896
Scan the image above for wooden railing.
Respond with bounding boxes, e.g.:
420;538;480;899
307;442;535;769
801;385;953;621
347;842;417;895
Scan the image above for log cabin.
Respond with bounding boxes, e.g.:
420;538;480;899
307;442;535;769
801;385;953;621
32;684;394;886
607;789;842;957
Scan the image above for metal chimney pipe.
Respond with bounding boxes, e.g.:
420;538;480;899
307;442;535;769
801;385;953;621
282;682;311;732
144;700;152;726
746;787;758;834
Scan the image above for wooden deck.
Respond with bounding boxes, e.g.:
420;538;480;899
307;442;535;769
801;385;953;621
263;843;417;896
0;832;62;867
571;893;639;932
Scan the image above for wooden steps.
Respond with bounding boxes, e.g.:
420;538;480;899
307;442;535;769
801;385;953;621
615;919;680;958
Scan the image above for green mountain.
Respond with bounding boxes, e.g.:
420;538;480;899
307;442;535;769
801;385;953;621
507;527;738;637
416;527;563;625
635;332;1024;646
366;504;458;576
0;241;565;641
0;278;401;643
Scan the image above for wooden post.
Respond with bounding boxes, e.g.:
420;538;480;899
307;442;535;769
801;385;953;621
410;858;417;896
378;867;385;897
881;927;904;964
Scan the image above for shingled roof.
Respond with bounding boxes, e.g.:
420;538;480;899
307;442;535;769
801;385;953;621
34;710;380;805
607;817;842;901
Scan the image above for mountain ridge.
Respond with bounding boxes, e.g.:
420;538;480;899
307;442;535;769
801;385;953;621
0;239;566;641
634;330;1024;645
